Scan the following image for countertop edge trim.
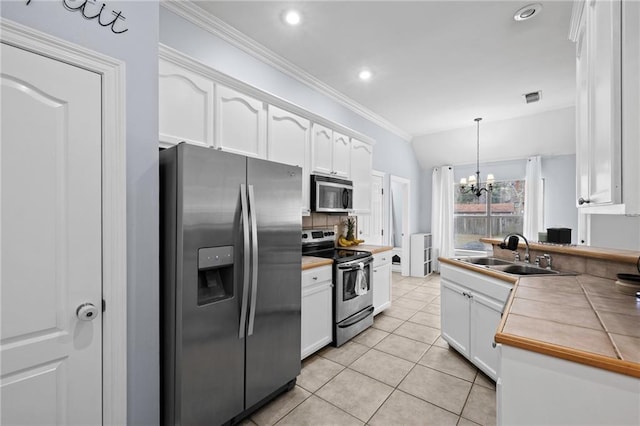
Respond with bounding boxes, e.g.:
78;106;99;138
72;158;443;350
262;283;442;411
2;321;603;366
495;331;640;379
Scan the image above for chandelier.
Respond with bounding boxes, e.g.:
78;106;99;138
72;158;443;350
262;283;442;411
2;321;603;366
459;118;494;197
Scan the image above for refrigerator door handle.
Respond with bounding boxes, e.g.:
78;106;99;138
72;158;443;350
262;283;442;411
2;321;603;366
239;184;251;339
247;184;259;336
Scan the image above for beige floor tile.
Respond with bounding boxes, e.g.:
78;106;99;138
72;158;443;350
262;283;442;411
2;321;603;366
422;302;441;315
297;356;345;393
418;346;477;382
408;311;441;329
457;417;482;426
474;371;496;391
433;336;449;349
237;418;258;426
369;390;459;426
461;384;496;426
383;305;420;321
393;297;428;311
393;321;440;344
250;385;310;426
392;287;412;298
374;333;430;363
412;286;441;296
400;276;429;285
349;349;415;387
316;369;393;422
276;395;363;426
402;291;438;303
372;314;404;333
318;341;370;366
422;280;441;289
398;365;472;415
352;327;389;348
395;283;419;293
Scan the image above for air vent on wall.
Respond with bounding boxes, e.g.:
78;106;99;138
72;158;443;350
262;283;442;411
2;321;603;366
524;91;542;103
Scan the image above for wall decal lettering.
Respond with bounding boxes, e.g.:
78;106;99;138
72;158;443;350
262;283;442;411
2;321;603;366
26;0;128;35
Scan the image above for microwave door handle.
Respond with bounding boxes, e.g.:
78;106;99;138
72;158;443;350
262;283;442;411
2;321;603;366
342;188;349;209
247;184;259;336
238;184;250;339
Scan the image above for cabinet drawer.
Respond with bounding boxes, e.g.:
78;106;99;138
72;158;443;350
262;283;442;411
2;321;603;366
374;251;392;268
302;266;332;287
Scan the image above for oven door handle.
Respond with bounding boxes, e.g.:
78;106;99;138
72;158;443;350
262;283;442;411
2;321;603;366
338;306;374;328
337;257;373;270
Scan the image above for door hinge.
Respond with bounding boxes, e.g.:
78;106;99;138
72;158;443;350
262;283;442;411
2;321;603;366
102;299;106;312
381;188;384;195
381;229;384;236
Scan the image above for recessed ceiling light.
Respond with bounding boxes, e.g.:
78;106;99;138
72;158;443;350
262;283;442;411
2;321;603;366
284;10;301;26
358;69;372;81
514;3;543;21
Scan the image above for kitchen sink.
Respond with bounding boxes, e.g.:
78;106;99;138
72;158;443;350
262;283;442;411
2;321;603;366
456;257;514;266
488;264;573;276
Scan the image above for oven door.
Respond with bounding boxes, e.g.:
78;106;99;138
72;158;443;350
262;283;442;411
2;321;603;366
335;256;373;323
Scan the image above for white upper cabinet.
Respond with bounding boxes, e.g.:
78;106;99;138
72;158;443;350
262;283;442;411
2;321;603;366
267;105;311;215
332;131;351;179
311;123;333;176
573;0;640;214
350;138;373;214
311;124;351;179
159;58;214;148
215;85;266;158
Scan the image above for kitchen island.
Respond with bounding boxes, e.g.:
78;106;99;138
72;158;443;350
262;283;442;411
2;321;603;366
440;243;640;425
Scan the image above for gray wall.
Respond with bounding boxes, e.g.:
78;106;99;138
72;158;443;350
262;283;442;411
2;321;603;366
159;7;425;234
1;2;160;424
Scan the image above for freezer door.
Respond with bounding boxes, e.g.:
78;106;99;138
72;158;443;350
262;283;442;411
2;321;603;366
245;158;302;408
176;144;247;425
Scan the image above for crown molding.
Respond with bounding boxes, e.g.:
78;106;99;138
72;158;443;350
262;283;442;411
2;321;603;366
161;0;412;142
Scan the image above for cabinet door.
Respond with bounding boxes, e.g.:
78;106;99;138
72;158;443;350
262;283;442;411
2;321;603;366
470;292;503;381
159;58;214;148
584;0;622;207
311;123;333;175
215;85;266;157
441;279;470;357
372;260;391;315
332;131;351;178
267;106;311;215
351;139;373;214
576;10;590;207
301;269;333;359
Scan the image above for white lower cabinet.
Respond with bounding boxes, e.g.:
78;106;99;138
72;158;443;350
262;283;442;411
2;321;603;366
301;266;333;359
440;263;513;380
499;345;640;426
372;251;392;315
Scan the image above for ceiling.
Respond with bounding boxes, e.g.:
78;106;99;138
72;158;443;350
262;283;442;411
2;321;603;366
191;1;576;139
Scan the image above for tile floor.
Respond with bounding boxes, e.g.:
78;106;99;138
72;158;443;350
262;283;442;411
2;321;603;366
242;272;496;426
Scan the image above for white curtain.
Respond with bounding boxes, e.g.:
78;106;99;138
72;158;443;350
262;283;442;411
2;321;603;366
431;166;455;272
523;156;544;241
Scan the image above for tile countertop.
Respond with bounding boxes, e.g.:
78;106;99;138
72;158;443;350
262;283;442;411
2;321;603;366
439;257;640;379
302;245;393;271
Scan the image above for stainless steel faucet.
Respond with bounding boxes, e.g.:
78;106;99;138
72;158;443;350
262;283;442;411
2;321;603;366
502;233;530;263
535;253;553;269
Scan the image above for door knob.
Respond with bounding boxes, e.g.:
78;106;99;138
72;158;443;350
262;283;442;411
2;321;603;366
76;303;98;321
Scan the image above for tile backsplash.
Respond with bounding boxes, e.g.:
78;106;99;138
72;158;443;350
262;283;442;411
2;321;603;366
302;213;354;236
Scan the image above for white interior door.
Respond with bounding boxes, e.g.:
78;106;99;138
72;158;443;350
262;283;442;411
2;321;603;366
1;43;103;425
390;175;411;276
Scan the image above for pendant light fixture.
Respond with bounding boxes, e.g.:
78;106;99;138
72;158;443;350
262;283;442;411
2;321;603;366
459;118;494;197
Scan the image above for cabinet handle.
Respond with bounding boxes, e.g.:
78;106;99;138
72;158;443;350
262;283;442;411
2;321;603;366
492;342;497;348
578;197;591;205
312;276;318;280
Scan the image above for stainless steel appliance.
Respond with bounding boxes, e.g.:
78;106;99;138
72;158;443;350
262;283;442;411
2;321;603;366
310;174;353;213
301;230;374;346
160;143;302;425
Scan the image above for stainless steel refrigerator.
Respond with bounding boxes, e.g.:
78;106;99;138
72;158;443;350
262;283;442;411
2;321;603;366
160;143;302;425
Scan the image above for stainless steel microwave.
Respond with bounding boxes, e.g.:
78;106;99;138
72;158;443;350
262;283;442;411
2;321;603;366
310;175;353;213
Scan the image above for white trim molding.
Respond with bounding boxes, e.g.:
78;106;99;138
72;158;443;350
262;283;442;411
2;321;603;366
1;18;127;425
161;0;412;142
